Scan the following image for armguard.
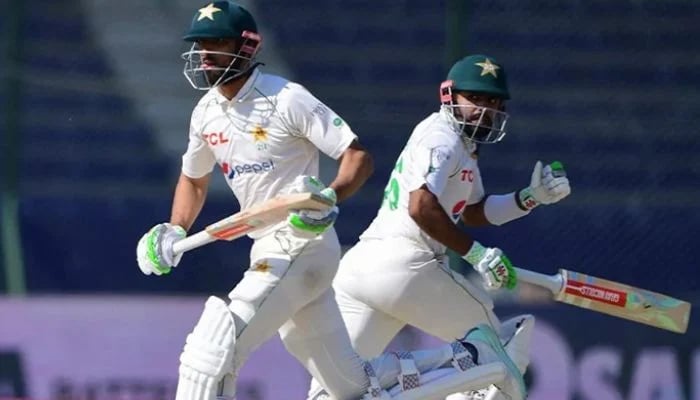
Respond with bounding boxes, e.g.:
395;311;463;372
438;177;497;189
483;193;530;226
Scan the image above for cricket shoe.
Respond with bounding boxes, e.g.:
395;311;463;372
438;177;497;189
459;324;526;400
453;315;534;400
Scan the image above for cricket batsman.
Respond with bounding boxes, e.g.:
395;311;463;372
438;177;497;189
136;2;529;399
313;54;572;399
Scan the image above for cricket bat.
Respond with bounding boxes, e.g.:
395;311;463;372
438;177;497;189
516;267;691;334
172;192;334;255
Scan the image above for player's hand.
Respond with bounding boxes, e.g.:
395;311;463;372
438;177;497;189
462;241;517;290
287;176;339;235
517;161;571;210
136;223;186;275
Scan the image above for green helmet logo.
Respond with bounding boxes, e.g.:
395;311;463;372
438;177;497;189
446;54;510;99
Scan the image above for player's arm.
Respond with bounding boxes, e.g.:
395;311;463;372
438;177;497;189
460;199;490;227
136;105;216;276
282;84;371;202
406;141;517;290
461;161;571;227
171;172;211;231
328;140;374;203
409;186;475;255
281;84;374;233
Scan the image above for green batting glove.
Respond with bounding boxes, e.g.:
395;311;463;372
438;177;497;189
463;241;517;290
288;187;339;235
136;223;186;276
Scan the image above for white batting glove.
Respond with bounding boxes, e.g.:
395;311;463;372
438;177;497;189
517;161;571;210
462;241;517;291
286;176;339;235
136;223;186;275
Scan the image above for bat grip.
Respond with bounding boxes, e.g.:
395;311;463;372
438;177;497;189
172;231;216;255
514;267;565;295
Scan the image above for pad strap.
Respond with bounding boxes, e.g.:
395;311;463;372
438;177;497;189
394;352;421;391
451;341;477;372
363;361;384;398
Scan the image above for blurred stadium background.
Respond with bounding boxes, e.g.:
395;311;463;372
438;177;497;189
1;0;699;399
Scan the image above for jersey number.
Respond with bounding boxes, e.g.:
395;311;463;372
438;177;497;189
382;157;403;211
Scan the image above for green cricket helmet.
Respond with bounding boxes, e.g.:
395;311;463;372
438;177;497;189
181;1;262;90
440;54;510;144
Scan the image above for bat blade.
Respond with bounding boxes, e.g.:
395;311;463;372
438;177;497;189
515;267;691;334
205;192;332;240
556;269;691;334
172;192;333;255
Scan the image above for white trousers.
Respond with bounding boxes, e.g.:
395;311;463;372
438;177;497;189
226;226;368;399
222;227;456;400
334;237;501;359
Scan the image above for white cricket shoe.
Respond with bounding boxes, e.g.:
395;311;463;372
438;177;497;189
460;325;526;400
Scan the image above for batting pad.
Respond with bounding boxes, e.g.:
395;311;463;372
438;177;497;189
176;296;236;400
501;314;535;374
386;363;507;400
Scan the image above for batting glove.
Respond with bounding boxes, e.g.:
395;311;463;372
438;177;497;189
136;223;186;275
462;241;517;291
517;161;571;211
287;176;339;235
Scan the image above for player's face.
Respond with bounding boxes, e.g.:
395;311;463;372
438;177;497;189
453;91;504;121
452;91;508;143
196;38;238;83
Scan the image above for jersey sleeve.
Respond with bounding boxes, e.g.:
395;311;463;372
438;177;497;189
404;134;460;196
181;105;216;179
282;83;358;160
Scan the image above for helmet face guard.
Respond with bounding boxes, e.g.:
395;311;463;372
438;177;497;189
440;80;509;144
182;30;262;90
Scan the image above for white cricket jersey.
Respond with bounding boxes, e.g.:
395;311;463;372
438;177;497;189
360;111;485;254
181;69;357;238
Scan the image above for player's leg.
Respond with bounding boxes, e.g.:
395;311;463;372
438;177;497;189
336;238;501;342
291;278;524;399
333;238;442;356
283;287;371;400
176;226;340;400
290;285;495;400
305;283;406;399
333;238;532;399
300;312;526;400
381;324;526;400
175;296;236;400
391;261;535;375
333;242;406;358
384;254;500;340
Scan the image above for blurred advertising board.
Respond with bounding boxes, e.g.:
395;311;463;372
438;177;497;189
0;297;697;400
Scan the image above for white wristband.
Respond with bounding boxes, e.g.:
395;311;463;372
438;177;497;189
462;240;486;266
483;193;531;226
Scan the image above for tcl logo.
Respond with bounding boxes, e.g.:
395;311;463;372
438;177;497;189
203;132;229;146
461;169;474;182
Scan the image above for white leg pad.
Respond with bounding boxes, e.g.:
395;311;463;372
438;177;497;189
387;363;507;400
176;296;237;400
447;316;535;400
445;385;509;400
500;315;535;374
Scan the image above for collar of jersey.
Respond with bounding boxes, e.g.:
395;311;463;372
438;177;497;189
212;68;261;104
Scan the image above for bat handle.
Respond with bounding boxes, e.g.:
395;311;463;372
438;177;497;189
172;231;216;256
514;267;565;295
